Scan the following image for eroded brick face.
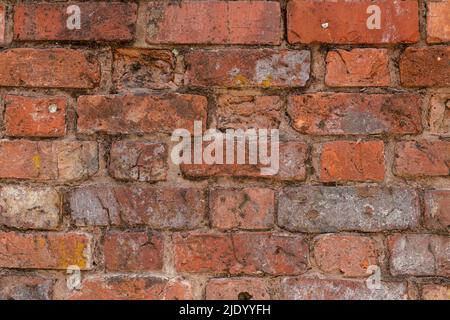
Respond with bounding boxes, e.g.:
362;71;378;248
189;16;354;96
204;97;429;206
0;0;448;301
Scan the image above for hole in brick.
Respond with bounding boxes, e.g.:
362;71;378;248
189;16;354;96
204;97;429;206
238;292;253;300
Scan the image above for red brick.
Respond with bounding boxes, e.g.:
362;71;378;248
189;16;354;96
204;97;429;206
281;277;408;300
0;185;60;230
424;190;450;231
325;49;391;87
109;141;168;182
206;278;270;300
146;1;281;45
320;141;385;182
314;234;380;277
422;284;450;300
104;231;163;272
427;1;450;43
174;232;308;275
69;186;206;229
77;94;207;135
394;140;450;177
185;49;310;88
210;188;275;230
388;234;449;276
216;95;283;130
113;49;176;91
0;231;91;270
180;141;308;181
4;95;66;137
400;46;450;87
0;4;5;43
0;48;100;88
0;276;53;300
288;93;422;135
287;0;419;44
429;94;450;136
67;276;193;300
14;2;137;41
0;140;97;181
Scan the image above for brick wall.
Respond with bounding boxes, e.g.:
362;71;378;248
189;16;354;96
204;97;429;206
0;0;448;300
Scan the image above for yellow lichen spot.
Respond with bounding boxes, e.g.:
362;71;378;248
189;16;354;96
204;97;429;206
261;74;273;88
57;240;87;270
32;155;41;171
234;75;248;86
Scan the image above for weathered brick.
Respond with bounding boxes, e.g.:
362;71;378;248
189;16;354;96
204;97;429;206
206;278;270;300
185;49;310;88
394;140;450;177
0;231;91;270
69;186;206;229
325;49;391;87
77;94;207;135
180;141;308;181
146;1;281;45
287;0;419;44
14;2;137;41
429;95;450;136
424;190;450;231
216;95;283;130
0;186;60;230
281;277;408;300
400;47;450;87
388;234;450;276
313;234;380;277
0;140;98;181
109;141;168;182
0;4;5;44
320;140;385;182
174;232;308;275
427;1;450;43
68;276;193;300
0;276;53;300
288;93;422;135
278;186;420;232
113;49;176;91
0;49;100;88
422;284;450;300
4;95;66;137
104;231;163;272
210;188;275;230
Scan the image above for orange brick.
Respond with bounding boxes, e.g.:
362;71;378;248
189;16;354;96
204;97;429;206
320;141;385;182
325;49;391;87
287;0;419;44
4;96;66;137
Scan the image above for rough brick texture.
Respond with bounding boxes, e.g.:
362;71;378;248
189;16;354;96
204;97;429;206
287;0;419;44
0;49;100;88
319;140;385;182
185;49;310;87
427;1;450;43
4;95;66;137
146;1;281;45
288;93;422;135
14;3;137;41
0;0;448;301
325;49;391;87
